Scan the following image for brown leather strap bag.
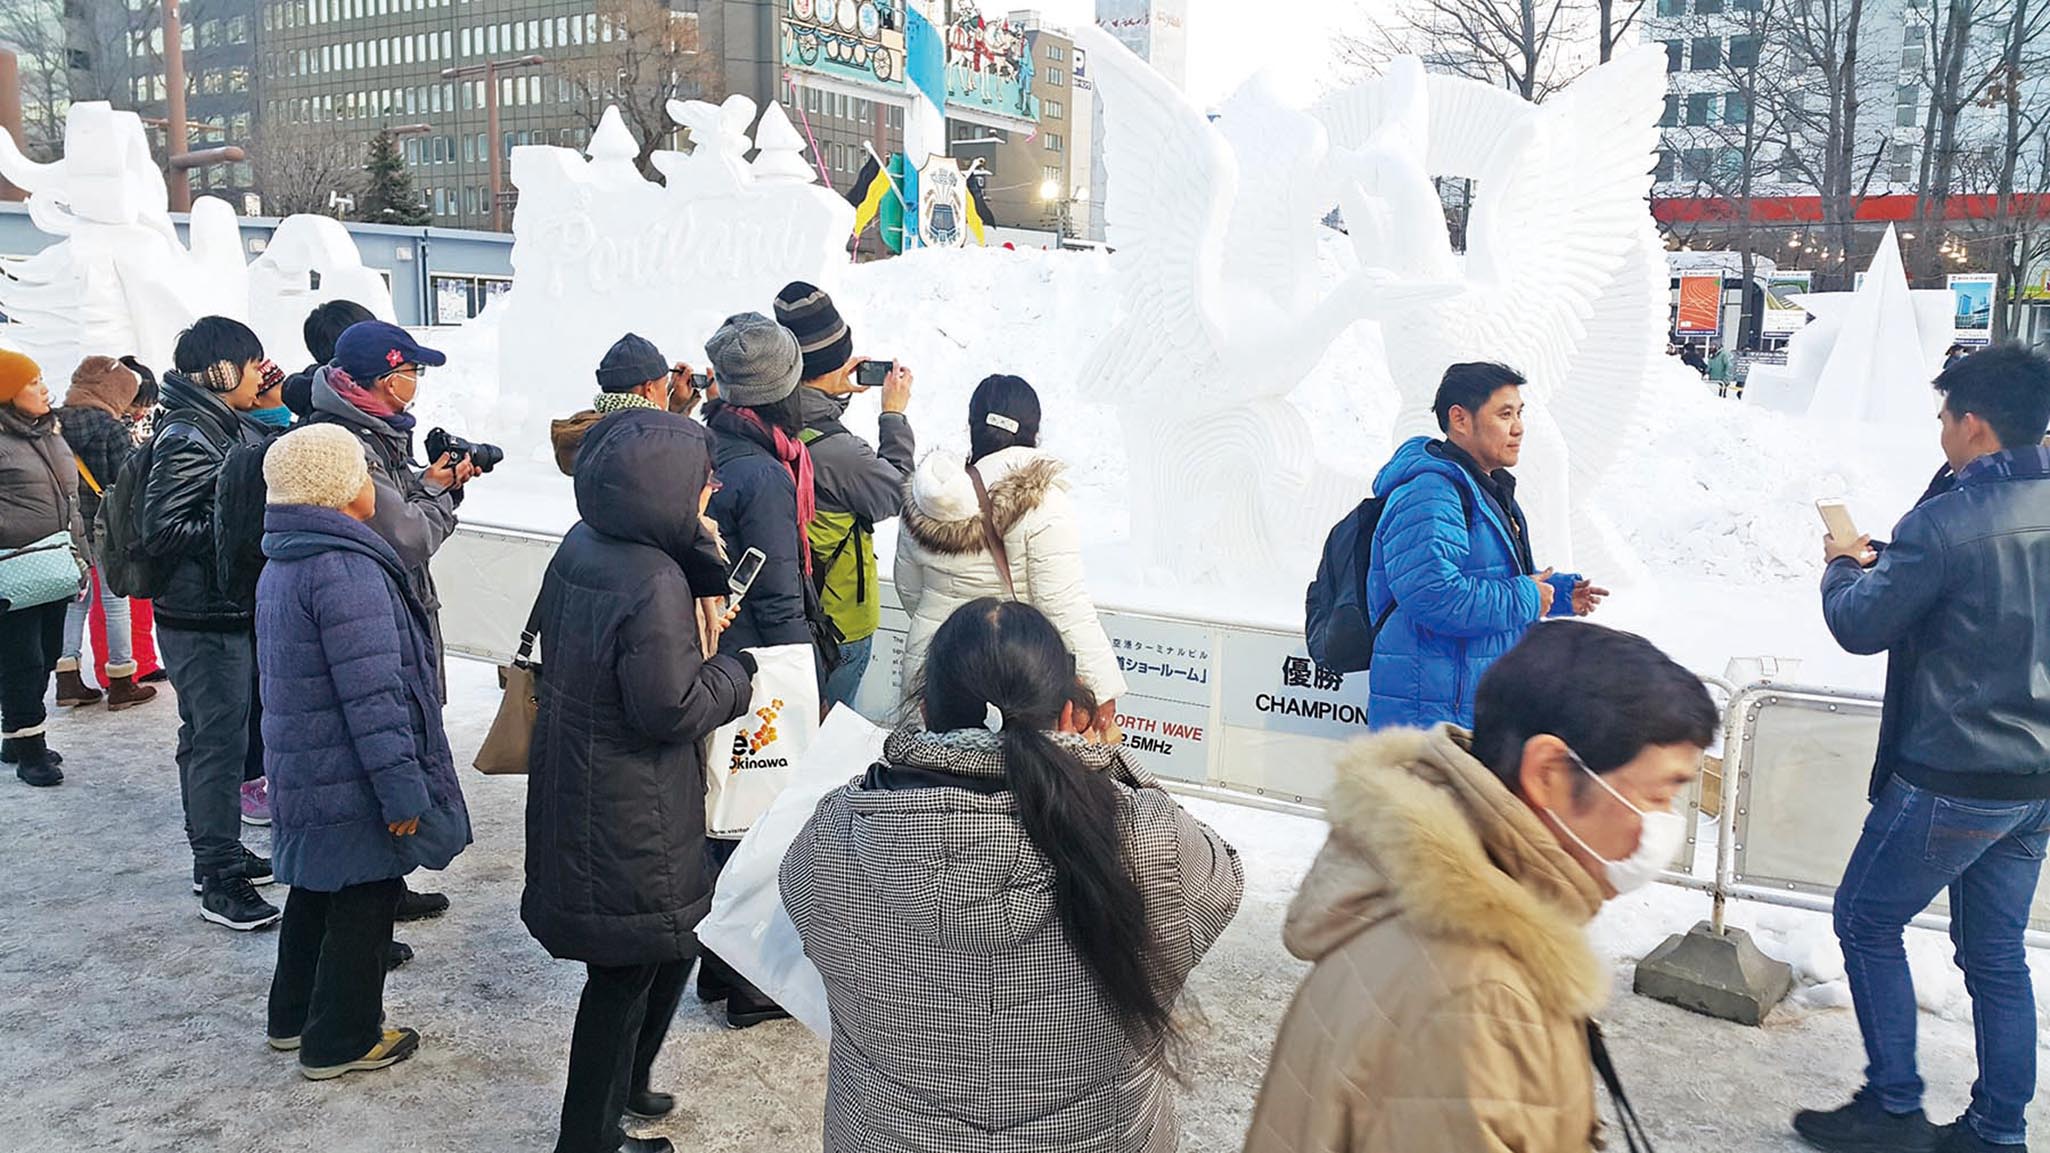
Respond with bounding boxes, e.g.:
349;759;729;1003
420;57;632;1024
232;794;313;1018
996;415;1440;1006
966;464;1017;600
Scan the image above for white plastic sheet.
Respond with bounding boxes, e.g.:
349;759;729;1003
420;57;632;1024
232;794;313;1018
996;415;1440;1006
696;708;888;1038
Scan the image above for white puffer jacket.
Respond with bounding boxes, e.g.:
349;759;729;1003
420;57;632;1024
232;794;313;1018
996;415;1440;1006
895;446;1129;703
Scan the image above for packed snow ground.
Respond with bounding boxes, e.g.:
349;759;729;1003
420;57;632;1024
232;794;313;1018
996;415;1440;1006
3;659;2042;1151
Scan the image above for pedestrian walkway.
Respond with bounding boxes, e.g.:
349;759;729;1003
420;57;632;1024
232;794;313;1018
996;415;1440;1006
0;659;2028;1150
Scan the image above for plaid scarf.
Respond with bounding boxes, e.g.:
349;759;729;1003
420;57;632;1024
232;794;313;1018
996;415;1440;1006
592;391;661;415
1956;444;2050;487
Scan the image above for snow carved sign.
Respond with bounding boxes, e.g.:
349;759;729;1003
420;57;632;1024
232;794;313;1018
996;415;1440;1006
496;101;853;438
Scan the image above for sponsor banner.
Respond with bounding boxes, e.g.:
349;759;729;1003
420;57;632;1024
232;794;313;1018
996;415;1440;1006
1675;272;1722;334
1221;631;1375;742
1104;612;1215;783
1762;271;1811;335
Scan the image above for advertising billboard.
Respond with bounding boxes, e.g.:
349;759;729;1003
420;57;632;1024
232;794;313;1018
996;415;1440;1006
1676;272;1722;335
943;3;1039;124
1948;272;1997;343
782;0;909;92
1762;271;1812;336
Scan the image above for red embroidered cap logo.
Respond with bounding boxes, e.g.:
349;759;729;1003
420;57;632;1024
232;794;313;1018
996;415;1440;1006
386;348;405;368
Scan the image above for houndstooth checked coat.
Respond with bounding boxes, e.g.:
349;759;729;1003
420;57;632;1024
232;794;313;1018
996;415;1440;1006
780;726;1245;1153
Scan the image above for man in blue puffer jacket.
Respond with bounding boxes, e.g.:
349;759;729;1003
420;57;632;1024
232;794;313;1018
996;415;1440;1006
1366;363;1607;730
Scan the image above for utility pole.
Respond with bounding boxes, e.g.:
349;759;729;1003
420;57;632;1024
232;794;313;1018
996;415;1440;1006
159;0;245;211
440;55;543;232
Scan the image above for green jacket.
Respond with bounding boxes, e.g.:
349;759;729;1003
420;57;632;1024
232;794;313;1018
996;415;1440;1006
799;385;916;643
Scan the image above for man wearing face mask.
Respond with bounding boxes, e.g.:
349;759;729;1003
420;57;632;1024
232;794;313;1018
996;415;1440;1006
304;321;470;929
1245;620;1715;1153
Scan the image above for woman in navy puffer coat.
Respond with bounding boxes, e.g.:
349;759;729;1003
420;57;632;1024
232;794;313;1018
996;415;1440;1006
255;423;469;1080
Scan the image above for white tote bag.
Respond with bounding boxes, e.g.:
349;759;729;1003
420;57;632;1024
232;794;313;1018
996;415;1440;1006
705;644;823;839
698;707;888;1038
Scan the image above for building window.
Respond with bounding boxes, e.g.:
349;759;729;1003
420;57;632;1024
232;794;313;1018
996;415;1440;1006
1891;141;1915;183
67;48;90;70
1665;41;1683;72
1656;0;1684;12
1690;37;1719;70
1044;132;1063;152
1046;99;1064;119
1047;67;1064;86
1725;92;1749;124
1686;92;1714;125
1660;95;1679;126
1696;0;1723;12
1728;36;1759;68
1681;147;1713;181
1046;43;1065;62
1656;150;1677;182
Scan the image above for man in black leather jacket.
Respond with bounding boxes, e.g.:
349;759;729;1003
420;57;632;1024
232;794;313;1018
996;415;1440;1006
139;317;283;933
1795;346;2050;1153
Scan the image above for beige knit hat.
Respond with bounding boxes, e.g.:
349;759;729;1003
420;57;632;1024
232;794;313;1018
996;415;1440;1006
264;424;370;510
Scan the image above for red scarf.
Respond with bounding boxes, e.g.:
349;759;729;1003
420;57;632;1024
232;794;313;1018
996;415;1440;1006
730;406;817;575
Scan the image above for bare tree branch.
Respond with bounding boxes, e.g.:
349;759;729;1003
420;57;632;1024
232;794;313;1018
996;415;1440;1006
553;0;717;180
249;118;361;217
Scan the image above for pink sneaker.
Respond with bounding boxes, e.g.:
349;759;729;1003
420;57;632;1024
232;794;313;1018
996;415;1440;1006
240;778;272;827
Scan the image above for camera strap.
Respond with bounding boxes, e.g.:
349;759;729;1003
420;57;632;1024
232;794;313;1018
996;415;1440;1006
966;463;1016;601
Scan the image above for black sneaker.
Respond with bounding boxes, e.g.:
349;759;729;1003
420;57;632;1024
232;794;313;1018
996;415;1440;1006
385;941;415;972
620;1138;674;1153
394;887;449;922
1936;1119;2027;1151
1795;1095;1939;1153
725;990;792;1030
200;875;282;931
191;847;275;893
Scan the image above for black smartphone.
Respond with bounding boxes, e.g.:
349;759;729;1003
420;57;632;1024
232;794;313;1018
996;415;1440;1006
855;360;893;388
688;371;710;392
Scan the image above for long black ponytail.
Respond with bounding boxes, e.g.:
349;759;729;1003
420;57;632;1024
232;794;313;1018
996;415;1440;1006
920;599;1173;1049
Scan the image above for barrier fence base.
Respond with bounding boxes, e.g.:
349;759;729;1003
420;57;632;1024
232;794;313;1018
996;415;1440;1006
1633;921;1794;1027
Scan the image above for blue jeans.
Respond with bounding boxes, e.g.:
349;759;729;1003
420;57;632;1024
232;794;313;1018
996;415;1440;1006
1834;775;2050;1145
822;634;874;716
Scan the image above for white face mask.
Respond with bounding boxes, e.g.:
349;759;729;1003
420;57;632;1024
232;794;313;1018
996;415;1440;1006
1543;750;1687;895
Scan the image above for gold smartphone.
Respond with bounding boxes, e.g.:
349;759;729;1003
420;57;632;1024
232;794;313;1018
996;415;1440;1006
1816;499;1859;545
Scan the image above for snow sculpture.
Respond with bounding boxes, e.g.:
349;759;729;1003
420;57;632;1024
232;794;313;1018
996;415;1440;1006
246;214;400;369
495;102;854;442
0;102;249;381
1744;226;1953;425
1078;27;1670;583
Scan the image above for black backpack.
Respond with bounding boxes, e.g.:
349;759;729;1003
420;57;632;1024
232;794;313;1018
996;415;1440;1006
1305;476;1472;674
213;435;276;607
97;429;173;599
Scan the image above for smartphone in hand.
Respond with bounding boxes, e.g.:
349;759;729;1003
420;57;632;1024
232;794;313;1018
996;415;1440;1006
855;360;894;389
727;547;768;604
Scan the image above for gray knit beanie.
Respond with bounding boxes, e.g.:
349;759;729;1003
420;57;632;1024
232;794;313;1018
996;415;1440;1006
705;312;801;409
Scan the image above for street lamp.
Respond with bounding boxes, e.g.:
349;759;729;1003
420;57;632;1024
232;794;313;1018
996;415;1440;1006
441;54;544;232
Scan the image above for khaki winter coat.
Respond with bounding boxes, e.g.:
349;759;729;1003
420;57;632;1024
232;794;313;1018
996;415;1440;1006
1244;725;1610;1153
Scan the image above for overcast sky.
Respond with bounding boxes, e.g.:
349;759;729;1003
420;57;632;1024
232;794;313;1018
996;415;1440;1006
1031;0;1354;107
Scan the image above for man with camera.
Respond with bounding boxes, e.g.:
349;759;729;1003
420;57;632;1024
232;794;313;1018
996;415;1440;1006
304;320;488;926
773;282;915;712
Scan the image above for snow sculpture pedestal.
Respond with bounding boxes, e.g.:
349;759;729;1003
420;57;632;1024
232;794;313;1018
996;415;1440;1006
495;103;853;441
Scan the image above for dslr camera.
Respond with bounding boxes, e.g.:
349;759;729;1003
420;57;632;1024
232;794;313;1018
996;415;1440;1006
425;427;504;473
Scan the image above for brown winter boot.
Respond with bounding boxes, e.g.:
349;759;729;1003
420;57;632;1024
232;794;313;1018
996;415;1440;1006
54;666;103;708
105;675;158;712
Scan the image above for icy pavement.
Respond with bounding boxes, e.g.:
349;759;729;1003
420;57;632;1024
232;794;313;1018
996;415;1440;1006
2;657;2038;1151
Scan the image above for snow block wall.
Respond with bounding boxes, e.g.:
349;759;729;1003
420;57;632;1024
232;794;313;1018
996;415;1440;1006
494;102;854;441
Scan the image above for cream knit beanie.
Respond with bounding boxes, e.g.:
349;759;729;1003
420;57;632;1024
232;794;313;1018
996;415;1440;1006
264;424;370;510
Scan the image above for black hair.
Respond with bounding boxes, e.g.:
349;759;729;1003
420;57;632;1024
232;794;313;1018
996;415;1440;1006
1933;343;2050;450
968;374;1042;464
120;356;159;408
304;300;376;366
172;316;264;376
919;599;1173;1049
1433;362;1526;433
749;390;808;437
1471;621;1718;789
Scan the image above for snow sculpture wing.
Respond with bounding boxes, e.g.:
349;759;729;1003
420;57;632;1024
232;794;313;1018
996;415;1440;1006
1071;24;1236;409
1213;74;1329;313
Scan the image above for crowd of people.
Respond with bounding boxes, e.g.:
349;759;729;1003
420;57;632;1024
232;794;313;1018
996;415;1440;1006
4;284;2046;1153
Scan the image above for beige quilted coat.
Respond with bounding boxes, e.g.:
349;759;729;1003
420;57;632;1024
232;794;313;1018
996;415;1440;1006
1244;726;1612;1153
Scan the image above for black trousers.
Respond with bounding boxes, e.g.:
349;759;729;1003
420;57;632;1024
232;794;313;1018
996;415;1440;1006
555;952;696;1153
0;601;65;745
267;878;402;1066
159;626;256;877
